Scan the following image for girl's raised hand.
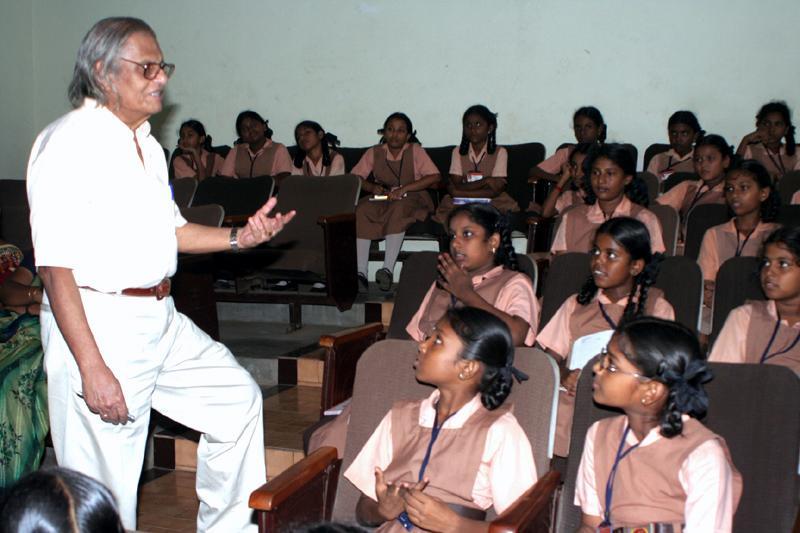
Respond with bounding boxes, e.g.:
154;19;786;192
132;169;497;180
403;483;462;532
743;128;765;145
374;468;407;520
437;253;473;301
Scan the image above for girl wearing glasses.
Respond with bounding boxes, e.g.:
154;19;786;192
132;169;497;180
537;217;673;457
575;317;741;532
709;226;800;375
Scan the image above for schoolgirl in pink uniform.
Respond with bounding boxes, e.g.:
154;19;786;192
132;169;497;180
170;119;220;180
218;110;293;180
290;120;345;176
646;111;703;181
736;101;798;181
531;106;606;182
538;142;593;218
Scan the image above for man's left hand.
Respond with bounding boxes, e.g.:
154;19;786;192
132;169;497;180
237;197;296;249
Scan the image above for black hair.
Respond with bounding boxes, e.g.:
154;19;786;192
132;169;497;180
235;110;274;140
179;119;212;150
378;112;420;144
446;307;518;410
577;217;663;325
616;317;713;438
694;133;734;161
459;105;498;156
573;106;607;143
726;159;780;222
581;144;649;207
668;111;705;141
567;142;594;191
292;120;340;168
757;101;796;156
763;225;800;260
446;203;518;272
0;468;124;533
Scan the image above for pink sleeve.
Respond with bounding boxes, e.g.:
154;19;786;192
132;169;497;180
536;296;577;359
219;145;238;177
678;439;737;532
640;210;666;253
574;421;602;517
171;155;194;179
271;143;293;175
697;227;720;281
493;273;540;345
538;147;569;174
331;153;346;175
449;146;462;176
550;211;570;253
290;164;303;176
655;181;688;211
742;145;754;159
708;305;751;363
492;147;508;177
413;144;440;178
351;148;375;178
645;153;662;175
484;413;538;514
406;282;437;341
652;296;675;321
792;190;800;205
342;410;394;502
554;190;574;214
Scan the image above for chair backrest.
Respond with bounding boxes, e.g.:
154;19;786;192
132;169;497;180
654;256;702;334
683;203;730;260
778;204;800;227
0;205;32;251
338;147;369;173
210;144;232;159
710;256;764;345
506;142;546;210
425;145;456;178
333;339;561;523
192;175;274;217
0;179;28;210
557;361;800;533
540;252;590;328
638;171;660;205
778;170;800;204
179;204;224;227
387;252;538;340
264;174;361;273
661;171;698;193
648;203;678;256
643;143;671;171
171;177;198;208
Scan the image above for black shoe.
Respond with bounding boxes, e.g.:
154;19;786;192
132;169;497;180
375;268;393;291
357;273;369;292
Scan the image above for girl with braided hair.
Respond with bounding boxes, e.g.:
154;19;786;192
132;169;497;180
345;307;536;531
576;317;741;532
550;144;665;254
408;202;538;347
737;100;798;181
291;120;346;176
537;217;674;457
646;111;704;181
433;105;516;224
171;119;221;180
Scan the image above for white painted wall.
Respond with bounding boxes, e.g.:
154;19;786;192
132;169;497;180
3;0;800;178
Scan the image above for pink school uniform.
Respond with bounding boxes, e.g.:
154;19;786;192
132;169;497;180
656;179;726;225
575;415;742;531
697;220;779;282
537;145;571;174
290;152;346;176
344;390;538;532
171;149;221;179
550;196;666;254
743;143;798;181
646;148;695;181
218;139;293;178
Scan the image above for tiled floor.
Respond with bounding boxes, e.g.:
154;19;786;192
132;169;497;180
137;470;198;532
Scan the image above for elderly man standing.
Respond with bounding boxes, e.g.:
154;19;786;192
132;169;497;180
26;17;291;532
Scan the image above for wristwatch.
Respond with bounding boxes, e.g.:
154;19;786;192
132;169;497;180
229;227;239;252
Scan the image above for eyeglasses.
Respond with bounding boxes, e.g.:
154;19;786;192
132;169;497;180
598;347;652;382
120;58;175;80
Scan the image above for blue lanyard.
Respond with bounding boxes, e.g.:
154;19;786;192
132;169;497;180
598;302;618;330
760;314;800;363
600;425;642;528
397;405;454;531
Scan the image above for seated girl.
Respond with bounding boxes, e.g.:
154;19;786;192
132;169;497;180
646;111;704;181
656;133;731;240
530;106;606;182
536;142;593;218
434;105;514;224
736;101;798;181
309;203;539;458
291;120;346;176
351;112;441;291
550;144;665;254
218;110;293;180
576;317;741;532
709;226;800;375
344;307;536;531
0;242;47;489
698;160;780;310
537;217;674;457
170;119;221;180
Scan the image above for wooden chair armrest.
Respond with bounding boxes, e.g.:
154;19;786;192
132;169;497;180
319;322;386;349
489;470;561;533
318;212;356;225
249;447;339;511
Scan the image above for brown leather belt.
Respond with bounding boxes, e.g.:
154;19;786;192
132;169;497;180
81;278;171;300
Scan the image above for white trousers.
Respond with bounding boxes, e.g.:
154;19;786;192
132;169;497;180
41;289;265;532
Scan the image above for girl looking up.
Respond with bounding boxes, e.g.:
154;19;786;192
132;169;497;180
291;120;345;176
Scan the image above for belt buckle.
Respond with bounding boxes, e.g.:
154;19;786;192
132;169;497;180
155;279;171;300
